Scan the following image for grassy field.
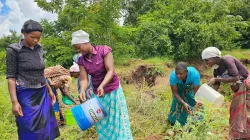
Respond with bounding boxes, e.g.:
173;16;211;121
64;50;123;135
1;49;250;140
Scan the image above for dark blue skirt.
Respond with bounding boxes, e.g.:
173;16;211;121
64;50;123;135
16;85;60;140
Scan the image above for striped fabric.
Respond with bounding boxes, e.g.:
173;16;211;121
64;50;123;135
89;86;133;140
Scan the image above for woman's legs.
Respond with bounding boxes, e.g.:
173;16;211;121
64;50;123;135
95;86;133;140
229;84;250;139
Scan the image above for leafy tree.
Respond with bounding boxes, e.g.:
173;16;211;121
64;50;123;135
228;0;250;48
135;21;172;58
0;30;21;51
123;0;155;26
35;0;64;13
134;0;244;60
35;0;250;63
37;0;132;67
0;31;22;74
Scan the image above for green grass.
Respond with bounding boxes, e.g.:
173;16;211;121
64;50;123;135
222;49;250;60
0;76;230;140
0;76;18;140
2;50;245;139
143;57;172;65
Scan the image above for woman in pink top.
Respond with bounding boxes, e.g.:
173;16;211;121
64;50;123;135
71;30;133;140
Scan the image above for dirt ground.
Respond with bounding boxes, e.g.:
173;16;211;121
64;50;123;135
119;61;211;88
145;135;164;140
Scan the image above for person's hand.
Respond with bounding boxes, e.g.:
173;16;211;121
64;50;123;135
12;102;23;117
194;100;203;111
196;100;203;106
72;98;78;105
79;92;86;102
208;78;216;85
49;93;56;105
47;90;56;105
97;86;104;97
182;102;191;114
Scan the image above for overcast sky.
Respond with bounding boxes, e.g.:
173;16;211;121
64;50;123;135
0;0;57;38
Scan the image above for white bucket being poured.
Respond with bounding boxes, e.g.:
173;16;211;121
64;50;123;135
195;83;224;107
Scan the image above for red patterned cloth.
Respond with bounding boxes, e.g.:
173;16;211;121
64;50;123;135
229;75;250;139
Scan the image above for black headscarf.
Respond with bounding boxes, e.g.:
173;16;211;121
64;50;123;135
21;19;43;33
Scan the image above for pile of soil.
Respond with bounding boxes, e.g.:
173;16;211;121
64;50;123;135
120;64;166;87
145;135;163;140
119;61;211;88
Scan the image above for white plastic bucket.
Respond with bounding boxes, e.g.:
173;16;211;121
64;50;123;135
71;97;107;131
195;83;224;107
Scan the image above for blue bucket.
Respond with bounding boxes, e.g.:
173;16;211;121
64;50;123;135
71;97;107;131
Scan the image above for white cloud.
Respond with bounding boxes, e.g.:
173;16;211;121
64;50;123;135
0;1;3;13
0;19;11;36
0;0;57;38
6;0;20;13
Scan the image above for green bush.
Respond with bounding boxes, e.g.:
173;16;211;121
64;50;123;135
135;22;173;58
134;0;245;61
0;52;6;75
112;42;136;61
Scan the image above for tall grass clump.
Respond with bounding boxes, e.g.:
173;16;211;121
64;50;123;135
0;76;17;139
123;84;172;139
164;101;229;140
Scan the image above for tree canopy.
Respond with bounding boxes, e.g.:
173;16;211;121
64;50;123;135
0;0;250;70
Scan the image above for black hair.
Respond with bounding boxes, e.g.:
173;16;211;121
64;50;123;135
175;62;187;71
21;19;43;33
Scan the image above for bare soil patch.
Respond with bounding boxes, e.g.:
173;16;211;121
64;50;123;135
119;61;211;88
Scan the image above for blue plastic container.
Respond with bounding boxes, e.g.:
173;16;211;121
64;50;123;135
71;97;107;131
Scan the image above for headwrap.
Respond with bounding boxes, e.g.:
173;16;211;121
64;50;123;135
201;47;222;59
71;30;90;45
70;62;80;72
21;19;43;33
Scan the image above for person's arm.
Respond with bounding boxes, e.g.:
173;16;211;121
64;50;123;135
8;78;23;116
45;81;56;105
171;85;185;105
213;84;220;91
209;76;239;84
208;69;221;90
60;86;77;105
171;85;191;114
209;56;241;84
6;47;23;116
97;52;114;96
193;85;200;94
79;65;88;101
47;78;55;86
193;70;201;95
194;85;203;107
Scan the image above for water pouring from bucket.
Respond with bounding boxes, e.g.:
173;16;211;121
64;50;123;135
71;96;107;131
195;83;224;107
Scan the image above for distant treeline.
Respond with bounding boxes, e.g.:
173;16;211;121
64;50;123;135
0;0;250;74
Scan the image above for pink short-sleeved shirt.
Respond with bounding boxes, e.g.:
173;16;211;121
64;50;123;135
78;45;120;94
